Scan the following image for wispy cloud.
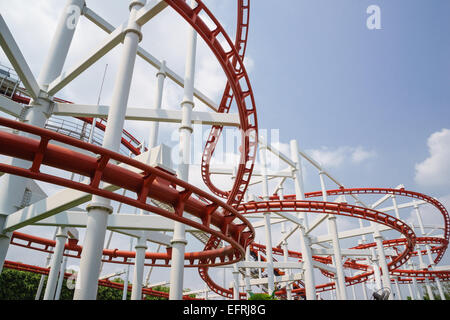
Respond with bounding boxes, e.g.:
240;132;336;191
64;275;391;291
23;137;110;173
306;145;377;169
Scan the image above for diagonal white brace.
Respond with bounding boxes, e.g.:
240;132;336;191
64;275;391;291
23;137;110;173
0;94;24;118
0;15;41;100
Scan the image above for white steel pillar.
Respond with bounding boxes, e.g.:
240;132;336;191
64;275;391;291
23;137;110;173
320;171;347;300
259;145;275;293
290;140;315;299
416;243;434;300
131;236;147;300
148;61;167;148
361;281;368;300
351;283;357;300
409;261;420;300
38;0;85;88
424;278;435;300
44;227;68;300
0;216;11;272
391;195;401;219
232;264;240;300
169;0;197;300
424;243;445;299
123;263;131;300
55;256;68;300
123;238;133;300
289;140;305;202
407;282;415;300
416;204;445;300
373;230;393;299
369;247;382;293
299;224;316;300
0;0;84;273
281;222;293;300
244;246;252;299
393;277;402;300
372;262;383;292
74;0;145;300
35;229;58;299
278;188;292;300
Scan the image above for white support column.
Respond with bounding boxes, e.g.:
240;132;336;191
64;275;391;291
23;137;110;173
391;195;401;219
44;227;68;300
320;171;347;300
148;61;166;148
433;275;445;300
393;277;402;300
74;0;145;300
369;247;382;294
38;0;85;88
281;222;292;300
169;0;197;300
244;246;252;299
416;242;434;300
54;256;68;300
372;261;383;292
0;216;11;272
131;236;147;300
259;145;275;294
291;139;315;300
35;229;58;300
289;140;305;202
299;224;316;300
0;0;84;273
416;204;445;300
123;237;133;300
424;278;435;300
409;261;420;300
35;274;47;300
361;281;368;300
232;264;240;300
123;263;131;300
407;282;415;300
373;230;393;299
278;188;293;300
351;283;357;300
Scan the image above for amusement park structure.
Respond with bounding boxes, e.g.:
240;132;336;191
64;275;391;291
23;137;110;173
0;0;449;301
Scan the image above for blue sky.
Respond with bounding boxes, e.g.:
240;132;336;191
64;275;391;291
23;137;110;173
1;0;449;299
245;0;450;195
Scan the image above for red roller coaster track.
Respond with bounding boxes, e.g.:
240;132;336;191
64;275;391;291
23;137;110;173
1;0;449;301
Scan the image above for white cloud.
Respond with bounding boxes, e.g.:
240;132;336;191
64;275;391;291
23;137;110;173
415;128;450;188
351;146;377;163
306;145;377;169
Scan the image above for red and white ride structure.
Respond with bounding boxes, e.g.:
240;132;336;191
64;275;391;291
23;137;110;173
0;0;448;301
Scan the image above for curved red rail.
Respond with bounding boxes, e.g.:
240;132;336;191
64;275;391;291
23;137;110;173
201;0;251;200
201;187;449;299
0;117;255;267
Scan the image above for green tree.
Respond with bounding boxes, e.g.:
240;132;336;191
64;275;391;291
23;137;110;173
0;269;183;300
248;290;277;300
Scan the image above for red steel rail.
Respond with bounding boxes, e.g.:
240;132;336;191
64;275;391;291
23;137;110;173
0;117;255;268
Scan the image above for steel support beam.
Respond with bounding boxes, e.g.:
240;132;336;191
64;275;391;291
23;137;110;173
0;15;40;99
52;103;241;127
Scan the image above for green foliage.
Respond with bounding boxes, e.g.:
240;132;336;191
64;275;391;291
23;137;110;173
144;285;169;300
0;269;43;300
0;269;172;300
248;290;277;300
